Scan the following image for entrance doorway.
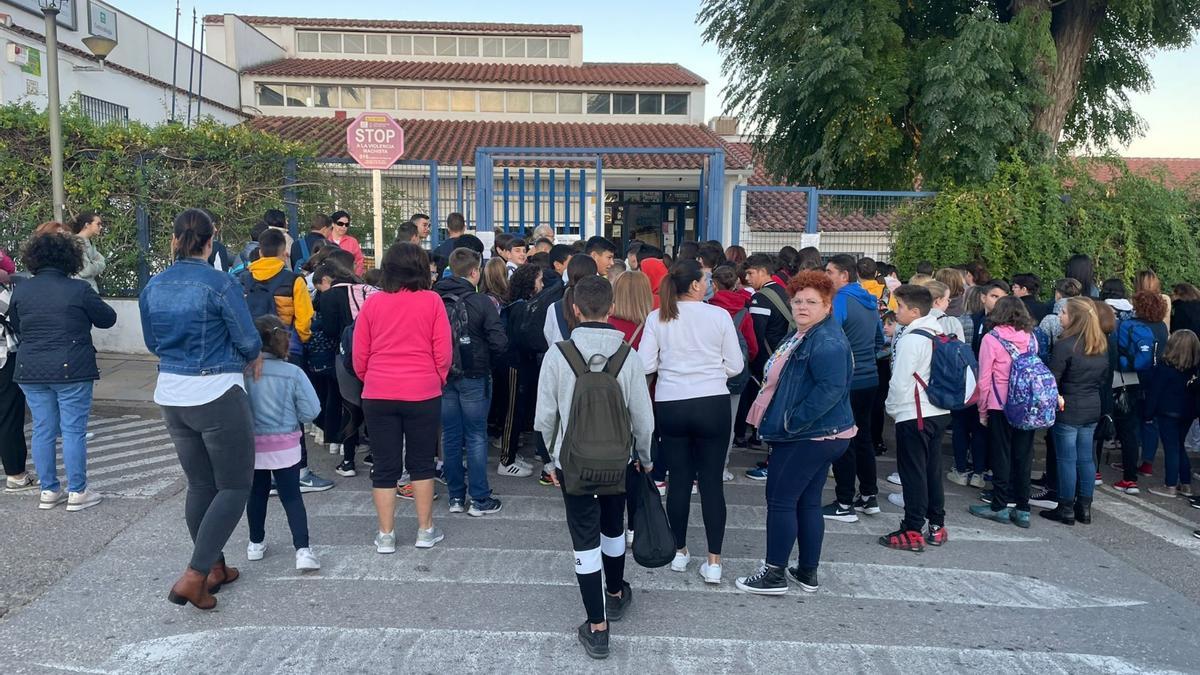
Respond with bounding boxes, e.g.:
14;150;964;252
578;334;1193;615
604;190;699;256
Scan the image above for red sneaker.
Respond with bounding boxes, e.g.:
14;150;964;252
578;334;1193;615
1113;479;1140;495
925;525;949;546
879;529;926;552
1137;462;1154;477
1094;472;1103;486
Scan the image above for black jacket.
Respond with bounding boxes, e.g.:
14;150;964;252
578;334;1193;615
1144;362;1197;420
749;282;792;374
1049;334;1109;426
207;239;234;272
1172;300;1200;336
970;311;987;355
1020;295;1051;323
9;269;117;383
434;276;507;379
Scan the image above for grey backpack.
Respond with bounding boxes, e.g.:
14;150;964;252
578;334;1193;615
556;340;633;496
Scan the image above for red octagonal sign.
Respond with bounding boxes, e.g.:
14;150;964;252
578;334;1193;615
346;112;405;170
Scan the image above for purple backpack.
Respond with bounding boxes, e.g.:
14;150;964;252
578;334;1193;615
993;333;1058;430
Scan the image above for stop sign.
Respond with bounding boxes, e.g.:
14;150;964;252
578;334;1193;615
346;112;405;169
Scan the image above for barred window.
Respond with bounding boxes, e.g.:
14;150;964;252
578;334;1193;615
78;94;128;125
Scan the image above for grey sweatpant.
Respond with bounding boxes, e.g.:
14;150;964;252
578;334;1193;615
161;386;255;573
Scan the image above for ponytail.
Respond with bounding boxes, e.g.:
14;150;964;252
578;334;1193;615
659;259;702;322
173;208;214;259
563;254;598;331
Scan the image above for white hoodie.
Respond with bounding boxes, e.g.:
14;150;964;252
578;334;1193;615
886;313;951;423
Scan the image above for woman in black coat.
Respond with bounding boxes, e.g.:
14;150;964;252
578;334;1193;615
10;231;116;511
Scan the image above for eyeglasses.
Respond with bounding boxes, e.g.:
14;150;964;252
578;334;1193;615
335;221;349;226
791;298;826;308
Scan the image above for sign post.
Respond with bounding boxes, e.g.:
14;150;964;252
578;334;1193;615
345;112;405;268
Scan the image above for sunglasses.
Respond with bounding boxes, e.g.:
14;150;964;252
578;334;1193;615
335;221;350;226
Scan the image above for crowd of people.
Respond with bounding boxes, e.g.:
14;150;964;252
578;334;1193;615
4;209;1200;660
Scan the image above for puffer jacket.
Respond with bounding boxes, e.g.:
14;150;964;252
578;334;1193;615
10;269;116;383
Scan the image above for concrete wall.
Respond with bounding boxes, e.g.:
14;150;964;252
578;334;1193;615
225;15;286;71
91;298;148;355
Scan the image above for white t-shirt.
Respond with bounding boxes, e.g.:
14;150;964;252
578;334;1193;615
637;301;744;403
154;373;245;407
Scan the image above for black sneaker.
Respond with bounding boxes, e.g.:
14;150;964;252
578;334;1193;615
853;494;881;515
735;564;787;595
577;622;610;660
1193;529;1200;540
874;443;888;456
334;461;356;477
1029;485;1057;509
362;454;374;466
605;581;632;621
821;501;859;523
1190;496;1200;510
786;565;819;592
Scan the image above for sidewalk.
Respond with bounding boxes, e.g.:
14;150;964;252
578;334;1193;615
94;353;159;414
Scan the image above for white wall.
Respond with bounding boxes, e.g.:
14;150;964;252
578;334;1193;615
222;15;285;71
91;299;148;355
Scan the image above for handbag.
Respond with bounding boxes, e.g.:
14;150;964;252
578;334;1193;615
1113;372;1136;417
631;471;674;568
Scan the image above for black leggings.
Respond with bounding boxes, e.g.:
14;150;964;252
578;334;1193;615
657;394;731;555
363;397;441;488
0;359;28;476
246;465;309;549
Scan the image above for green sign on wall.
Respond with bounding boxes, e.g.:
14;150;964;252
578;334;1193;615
19;46;41;77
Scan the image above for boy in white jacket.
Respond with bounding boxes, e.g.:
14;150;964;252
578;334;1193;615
884;284;951;552
534;275;654;660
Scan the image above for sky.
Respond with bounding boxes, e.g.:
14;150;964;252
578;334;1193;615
115;0;1200;157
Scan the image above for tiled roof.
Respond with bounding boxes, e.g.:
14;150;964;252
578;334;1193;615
243;59;707;86
204;15;581;35
248;116;751;170
1084;157;1200;189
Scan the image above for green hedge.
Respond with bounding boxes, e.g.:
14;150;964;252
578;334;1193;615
891;158;1200;288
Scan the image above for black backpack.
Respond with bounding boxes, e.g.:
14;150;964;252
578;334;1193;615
240;269;296;319
727;307;751;394
517;284;563;353
443;293;473;379
555;340;634;496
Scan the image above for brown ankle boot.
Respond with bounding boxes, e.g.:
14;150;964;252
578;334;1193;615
167;568;216;609
207;558;240;594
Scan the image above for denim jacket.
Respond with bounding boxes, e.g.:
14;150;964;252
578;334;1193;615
757;314;855;442
139;258;261;375
245;354;321;434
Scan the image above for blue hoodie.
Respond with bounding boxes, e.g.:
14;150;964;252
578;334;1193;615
832;282;884;390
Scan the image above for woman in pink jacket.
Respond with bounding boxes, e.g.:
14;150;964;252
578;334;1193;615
970;297;1037;528
329;210;365;276
353;243;451;552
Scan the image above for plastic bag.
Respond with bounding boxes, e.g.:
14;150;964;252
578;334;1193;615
631;471;674;568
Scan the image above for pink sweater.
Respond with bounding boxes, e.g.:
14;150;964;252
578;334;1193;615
976;325;1033;418
333;235;365;276
353;289;451;401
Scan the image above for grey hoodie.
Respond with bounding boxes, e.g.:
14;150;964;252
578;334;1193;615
534;324;655;469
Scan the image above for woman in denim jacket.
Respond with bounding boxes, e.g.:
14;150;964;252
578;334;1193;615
139;209;261;610
735;270;854;596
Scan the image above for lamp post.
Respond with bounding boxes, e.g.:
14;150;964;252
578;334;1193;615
38;0;65;223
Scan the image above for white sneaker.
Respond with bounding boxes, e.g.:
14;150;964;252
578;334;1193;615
625;529;634;546
670;550;690;572
887;492;905;508
722;470;735;483
496;461;533;478
85;432;94;441
946;470;970;486
313;428;325;445
969;473;986;489
514;456;534;471
691;481;699;495
655;481;667;496
4;473;37;493
699;561;722;585
886;472;902;486
375;530;396;554
329;442;341;455
415;526;445;549
247;542;266;561
295;547;321;570
65;490;101;512
38;489;67;510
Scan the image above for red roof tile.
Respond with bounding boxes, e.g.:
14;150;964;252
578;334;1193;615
248;116;751;170
243;59;706;86
1084;157;1200;189
204;15;581;35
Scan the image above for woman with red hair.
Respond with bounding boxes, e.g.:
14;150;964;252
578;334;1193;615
736;270;854;595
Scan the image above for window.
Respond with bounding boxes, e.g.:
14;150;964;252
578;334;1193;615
320;33;341;53
526;38;548;58
450;90;476;112
342;33;365;54
257;83;284;106
532;92;557;114
285;85;311;107
479;90;505;112
504;38;525;57
482;37;502;57
424;89;449;111
391;35;412;55
366;34;388;54
613;93;637;114
586;93;611;114
397;89;423;110
458;37;479;56
313;85;339;108
413;35;435;56
341;86;365;109
436;36;457;56
558;92;583;114
370;87;395;109
549;38;570;58
506;91;530;113
664;94;688;116
78;94;128;126
638;93;662;115
297;32;319;53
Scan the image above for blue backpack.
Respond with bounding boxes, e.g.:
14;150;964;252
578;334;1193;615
1116;319;1158;372
992;333;1058;430
909;329;978;428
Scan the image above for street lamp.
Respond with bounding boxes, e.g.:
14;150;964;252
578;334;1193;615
38;0;65;222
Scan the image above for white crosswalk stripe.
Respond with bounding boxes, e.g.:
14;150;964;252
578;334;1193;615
23;415;181;498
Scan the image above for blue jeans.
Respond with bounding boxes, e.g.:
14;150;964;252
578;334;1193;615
1140;419;1159;465
1157;415;1192;487
764;438;850;569
441;376;492;502
20;381;94;493
1052;422;1096;502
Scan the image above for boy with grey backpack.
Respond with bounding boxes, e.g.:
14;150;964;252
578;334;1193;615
534;275;654;660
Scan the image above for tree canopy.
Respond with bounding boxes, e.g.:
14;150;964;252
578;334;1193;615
700;0;1200;189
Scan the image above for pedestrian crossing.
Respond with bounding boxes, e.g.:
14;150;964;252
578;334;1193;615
21;414;180;499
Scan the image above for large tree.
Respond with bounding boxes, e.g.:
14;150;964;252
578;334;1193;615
700;0;1200;189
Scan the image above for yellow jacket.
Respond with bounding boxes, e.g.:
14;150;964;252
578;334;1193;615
248;257;313;343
